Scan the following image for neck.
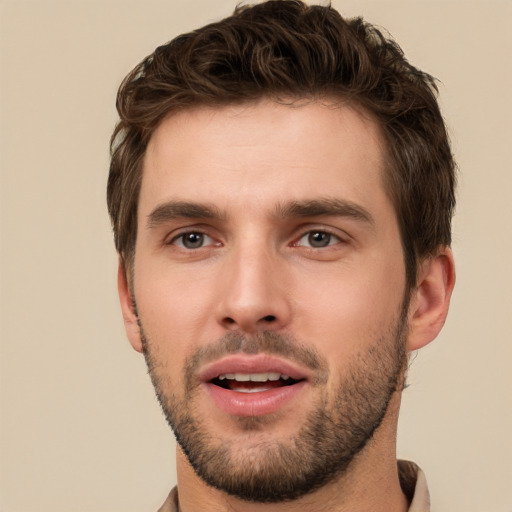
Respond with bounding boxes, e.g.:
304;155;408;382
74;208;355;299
174;391;409;512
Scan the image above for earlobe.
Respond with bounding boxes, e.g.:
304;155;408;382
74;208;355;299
406;247;456;352
117;259;143;353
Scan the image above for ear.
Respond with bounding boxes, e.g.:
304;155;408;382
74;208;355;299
406;247;456;352
117;259;143;353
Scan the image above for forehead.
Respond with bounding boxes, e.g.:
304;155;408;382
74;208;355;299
140;99;389;218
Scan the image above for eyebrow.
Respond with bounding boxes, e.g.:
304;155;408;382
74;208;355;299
274;198;375;227
147;201;225;229
146;197;375;229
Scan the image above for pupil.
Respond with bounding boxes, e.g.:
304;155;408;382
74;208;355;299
308;231;330;247
184;232;203;248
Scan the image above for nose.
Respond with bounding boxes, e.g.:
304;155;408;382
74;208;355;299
216;243;291;334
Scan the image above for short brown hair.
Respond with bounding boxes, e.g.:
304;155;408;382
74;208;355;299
107;0;456;289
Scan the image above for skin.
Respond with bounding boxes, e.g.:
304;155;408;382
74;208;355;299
118;99;455;512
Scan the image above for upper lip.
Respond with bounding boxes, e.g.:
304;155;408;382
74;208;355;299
199;354;310;383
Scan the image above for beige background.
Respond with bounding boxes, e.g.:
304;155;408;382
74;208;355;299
1;0;511;510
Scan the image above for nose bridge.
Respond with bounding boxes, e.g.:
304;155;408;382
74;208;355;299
217;233;290;332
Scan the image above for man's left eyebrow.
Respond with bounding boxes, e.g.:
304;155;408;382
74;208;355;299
146;201;225;229
274;198;375;227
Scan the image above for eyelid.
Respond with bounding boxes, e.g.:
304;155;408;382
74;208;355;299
165;227;218;248
291;225;350;247
177;233;214;249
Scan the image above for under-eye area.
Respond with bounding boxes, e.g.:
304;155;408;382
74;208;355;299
211;373;302;393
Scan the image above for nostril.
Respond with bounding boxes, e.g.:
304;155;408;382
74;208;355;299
222;315;277;328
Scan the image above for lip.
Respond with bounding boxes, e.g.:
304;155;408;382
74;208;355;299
199;354;310;417
199;354;310;382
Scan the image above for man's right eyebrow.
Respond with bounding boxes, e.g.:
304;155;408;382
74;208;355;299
146;201;225;229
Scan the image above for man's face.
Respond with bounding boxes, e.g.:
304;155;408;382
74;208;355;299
131;100;409;501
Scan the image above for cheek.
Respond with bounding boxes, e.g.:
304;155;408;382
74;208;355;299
292;257;405;354
134;260;221;353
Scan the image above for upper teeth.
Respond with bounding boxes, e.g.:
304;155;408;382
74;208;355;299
218;372;290;382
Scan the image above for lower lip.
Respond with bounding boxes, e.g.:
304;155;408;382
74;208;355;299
204;381;307;417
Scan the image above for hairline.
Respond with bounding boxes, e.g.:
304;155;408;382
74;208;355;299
121;94;415;289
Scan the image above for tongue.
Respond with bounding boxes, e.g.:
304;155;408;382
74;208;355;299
227;380;285;391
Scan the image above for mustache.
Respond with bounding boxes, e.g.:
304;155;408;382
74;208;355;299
183;331;329;384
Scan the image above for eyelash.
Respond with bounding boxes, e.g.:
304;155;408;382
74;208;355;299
294;230;344;249
169;231;216;250
167;228;346;251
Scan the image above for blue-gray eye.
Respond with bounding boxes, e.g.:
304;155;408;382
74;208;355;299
174;232;212;249
297;231;340;248
308;231;331;247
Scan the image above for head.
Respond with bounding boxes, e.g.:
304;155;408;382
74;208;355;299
108;0;455;292
108;0;456;504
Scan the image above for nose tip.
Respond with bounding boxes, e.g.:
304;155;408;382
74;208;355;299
216;252;291;334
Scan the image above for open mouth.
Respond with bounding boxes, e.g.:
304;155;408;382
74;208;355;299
210;372;301;393
201;357;309;415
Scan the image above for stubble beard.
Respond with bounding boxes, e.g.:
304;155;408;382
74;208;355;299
139;308;408;503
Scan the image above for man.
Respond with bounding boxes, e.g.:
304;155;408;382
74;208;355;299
107;1;456;510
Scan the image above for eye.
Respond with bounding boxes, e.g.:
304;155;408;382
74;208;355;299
172;231;215;249
296;230;341;248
